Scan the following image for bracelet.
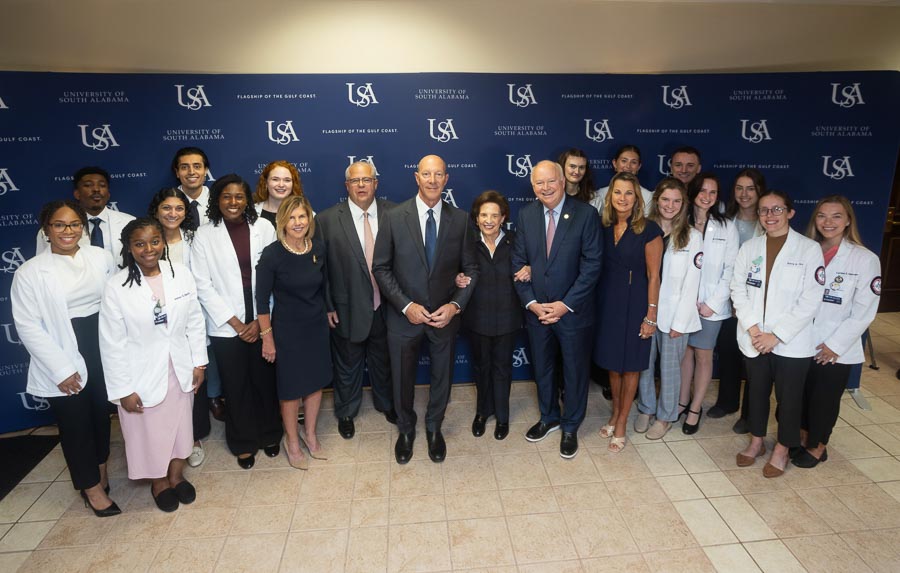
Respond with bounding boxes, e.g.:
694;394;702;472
643;317;657;327
648;303;658;308
259;327;273;336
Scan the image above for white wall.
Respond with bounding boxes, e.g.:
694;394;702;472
1;0;899;73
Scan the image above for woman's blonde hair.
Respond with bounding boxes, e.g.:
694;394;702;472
602;172;646;234
275;195;315;243
805;194;864;246
648;177;691;251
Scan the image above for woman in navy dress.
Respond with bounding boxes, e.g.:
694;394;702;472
256;195;331;469
594;172;663;453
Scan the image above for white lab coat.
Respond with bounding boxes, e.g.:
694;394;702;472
35;207;135;265
731;228;825;358
10;247;116;397
190;218;277;337
697;217;740;321
813;240;881;365
99;263;208;407
657;228;703;334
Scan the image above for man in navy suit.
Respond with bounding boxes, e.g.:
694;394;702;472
372;155;479;464
512;160;603;458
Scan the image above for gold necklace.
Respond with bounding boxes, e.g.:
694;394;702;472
282;238;310;255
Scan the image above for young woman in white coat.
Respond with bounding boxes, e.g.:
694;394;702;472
635;178;703;440
679;173;740;434
99;218;208;512
731;189;824;478
792;196;880;468
11;200;120;516
191;174;281;469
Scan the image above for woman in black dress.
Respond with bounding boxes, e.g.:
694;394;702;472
593;172;663;453
257;195;331;469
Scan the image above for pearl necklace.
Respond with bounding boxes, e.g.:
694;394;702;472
283;238;310;255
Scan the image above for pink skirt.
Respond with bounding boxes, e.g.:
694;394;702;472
118;358;194;479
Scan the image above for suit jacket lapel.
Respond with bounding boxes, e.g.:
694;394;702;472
404;200;429;270
547;201;573;265
337;203;369;276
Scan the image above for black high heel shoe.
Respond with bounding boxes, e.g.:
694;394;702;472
682;408;703;435
80;490;121;517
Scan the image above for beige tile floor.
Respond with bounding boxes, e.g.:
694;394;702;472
3;313;900;572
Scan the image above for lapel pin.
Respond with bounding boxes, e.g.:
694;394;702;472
563;213;570;220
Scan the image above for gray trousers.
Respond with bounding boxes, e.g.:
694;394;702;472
638;330;689;422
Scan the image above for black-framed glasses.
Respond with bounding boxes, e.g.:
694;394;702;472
49;221;85;232
757;206;787;216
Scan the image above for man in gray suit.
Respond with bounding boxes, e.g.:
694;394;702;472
317;161;397;440
372;155;479;464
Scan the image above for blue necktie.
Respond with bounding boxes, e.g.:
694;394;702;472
188;200;200;231
425;208;437;270
89;217;103;248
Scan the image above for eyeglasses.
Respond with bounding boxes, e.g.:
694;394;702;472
757;206;787;216
49;221;85;232
347;177;376;186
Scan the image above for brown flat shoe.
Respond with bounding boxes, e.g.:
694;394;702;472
763;462;785;478
736;446;766;467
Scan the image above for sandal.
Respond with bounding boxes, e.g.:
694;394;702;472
599;424;616;439
608;436;627;453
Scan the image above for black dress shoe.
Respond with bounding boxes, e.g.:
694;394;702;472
80;490;122;517
525;420;560;442
732;418;749;434
792;448;828;469
152;487;180;513
472;415;487;437
173;480;196;504
384;409;398;425
237;454;255;469
602;386;613;400
789;446;805;459
338;417;355;439
426;430;446;463
208;397;225;422
263;443;280;458
707;405;735;419
560;431;578;459
494;422;509;441
395;432;415;464
681;408;703;435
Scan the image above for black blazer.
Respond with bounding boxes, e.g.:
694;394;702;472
316;198;396;343
463;229;523;337
372;197;479;336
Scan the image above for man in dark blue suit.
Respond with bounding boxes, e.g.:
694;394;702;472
512;160;603;458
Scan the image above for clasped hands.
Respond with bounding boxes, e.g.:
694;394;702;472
405;302;458;328
749;326;780;354
529;301;568;325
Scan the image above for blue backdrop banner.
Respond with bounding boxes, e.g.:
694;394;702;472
1;71;898;432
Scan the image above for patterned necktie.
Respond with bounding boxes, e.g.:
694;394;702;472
425;208;437;270
363;212;380;310
89;217;103;248
546;209;556;257
188;200;201;230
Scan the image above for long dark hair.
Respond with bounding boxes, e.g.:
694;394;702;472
147;187;195;242
556;148;596;202
725;168;767;219
207;174;258;226
119;218;173;288
687;172;727;229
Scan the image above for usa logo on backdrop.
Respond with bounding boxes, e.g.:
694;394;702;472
831;83;864;107
17;393;50;412
266;120;299;145
0;96;7;109
175;84;212;110
740;119;772;143
428;119;459;142
507;84;537;108
512;347;530;368
507;155;533;178
662;85;692;109
822;155;855;180
1;247;25;274
79;124;120;150
658;155;671;177
347;155;380;176
1;323;21;345
441;188;458;208
584;119;614;143
346;83;378;107
0;168;19;195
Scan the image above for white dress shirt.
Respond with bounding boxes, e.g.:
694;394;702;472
347;199;379;250
415;194;442;241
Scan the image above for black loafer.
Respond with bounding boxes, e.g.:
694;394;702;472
494;422;509;441
426;430;446;463
732;418;749;435
525;421;560;442
237;454;255;469
263;443;280;458
560;431;578;459
472;415;487;437
791;448;828;469
338;417;355;440
153;487;180;513
395;432;415;464
173;480;196;504
706;405;734;419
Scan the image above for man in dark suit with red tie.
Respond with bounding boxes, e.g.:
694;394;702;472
317;161;397;440
372;155;479;464
512;160;603;459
